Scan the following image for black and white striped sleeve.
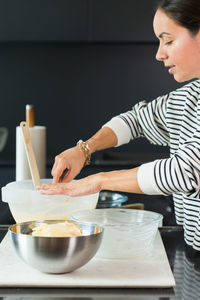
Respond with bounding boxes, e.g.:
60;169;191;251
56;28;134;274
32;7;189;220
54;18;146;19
138;131;200;197
103;94;170;147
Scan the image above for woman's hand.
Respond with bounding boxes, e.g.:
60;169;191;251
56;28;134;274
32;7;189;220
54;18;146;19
51;127;118;184
37;167;143;197
51;146;86;183
37;173;103;196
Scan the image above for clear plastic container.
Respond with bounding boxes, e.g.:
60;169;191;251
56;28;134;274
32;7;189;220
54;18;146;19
1;179;99;223
71;208;163;259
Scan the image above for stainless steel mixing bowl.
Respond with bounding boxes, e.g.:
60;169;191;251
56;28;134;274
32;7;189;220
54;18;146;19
9;220;103;274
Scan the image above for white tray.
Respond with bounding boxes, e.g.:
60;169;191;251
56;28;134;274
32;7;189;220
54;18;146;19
0;231;175;288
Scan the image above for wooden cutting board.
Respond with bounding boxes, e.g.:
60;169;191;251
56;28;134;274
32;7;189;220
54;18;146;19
0;232;175;288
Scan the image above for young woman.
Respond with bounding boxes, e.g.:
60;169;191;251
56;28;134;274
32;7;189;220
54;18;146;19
37;0;200;250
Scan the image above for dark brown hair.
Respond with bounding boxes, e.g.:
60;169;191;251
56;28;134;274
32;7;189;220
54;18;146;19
156;0;200;35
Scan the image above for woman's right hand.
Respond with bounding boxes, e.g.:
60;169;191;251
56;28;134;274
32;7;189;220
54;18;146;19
51;127;118;184
51;146;86;183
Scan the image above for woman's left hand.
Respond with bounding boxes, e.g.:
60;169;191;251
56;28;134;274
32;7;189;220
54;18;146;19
37;167;142;196
36;174;102;197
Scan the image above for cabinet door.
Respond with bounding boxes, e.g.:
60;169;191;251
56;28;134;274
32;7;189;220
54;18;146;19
89;0;157;42
0;0;88;41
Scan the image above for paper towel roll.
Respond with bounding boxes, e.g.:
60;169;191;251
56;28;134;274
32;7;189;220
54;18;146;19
16;126;46;181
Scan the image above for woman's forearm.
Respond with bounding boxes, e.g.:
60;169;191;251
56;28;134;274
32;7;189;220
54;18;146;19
99;167;143;194
87;127;118;154
37;167;144;197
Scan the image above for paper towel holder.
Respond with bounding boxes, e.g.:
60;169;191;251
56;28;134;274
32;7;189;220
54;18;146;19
20;121;41;188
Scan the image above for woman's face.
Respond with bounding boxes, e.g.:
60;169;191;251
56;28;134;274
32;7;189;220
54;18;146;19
153;8;200;82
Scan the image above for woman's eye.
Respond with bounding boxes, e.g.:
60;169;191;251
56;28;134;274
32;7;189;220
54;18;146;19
165;41;173;45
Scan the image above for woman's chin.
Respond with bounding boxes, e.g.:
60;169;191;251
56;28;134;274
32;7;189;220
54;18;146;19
173;76;185;83
173;73;193;83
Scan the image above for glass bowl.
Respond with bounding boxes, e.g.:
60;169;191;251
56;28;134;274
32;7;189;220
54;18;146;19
70;209;163;259
97;191;128;208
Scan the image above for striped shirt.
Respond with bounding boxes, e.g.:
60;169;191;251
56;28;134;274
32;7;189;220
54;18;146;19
104;79;200;251
173;250;200;299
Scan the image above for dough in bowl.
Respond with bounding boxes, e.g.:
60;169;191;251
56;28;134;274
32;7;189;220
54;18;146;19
31;221;82;237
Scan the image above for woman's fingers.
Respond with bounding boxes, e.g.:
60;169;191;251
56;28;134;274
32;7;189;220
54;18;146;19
36;175;101;197
36;183;71;195
51;155;68;183
51;147;85;183
59;169;69;182
60;170;74;183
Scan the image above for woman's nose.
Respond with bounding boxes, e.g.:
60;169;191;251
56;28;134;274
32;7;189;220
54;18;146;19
156;45;168;61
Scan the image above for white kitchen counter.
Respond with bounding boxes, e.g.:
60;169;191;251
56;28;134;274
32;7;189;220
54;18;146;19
0;231;175;288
